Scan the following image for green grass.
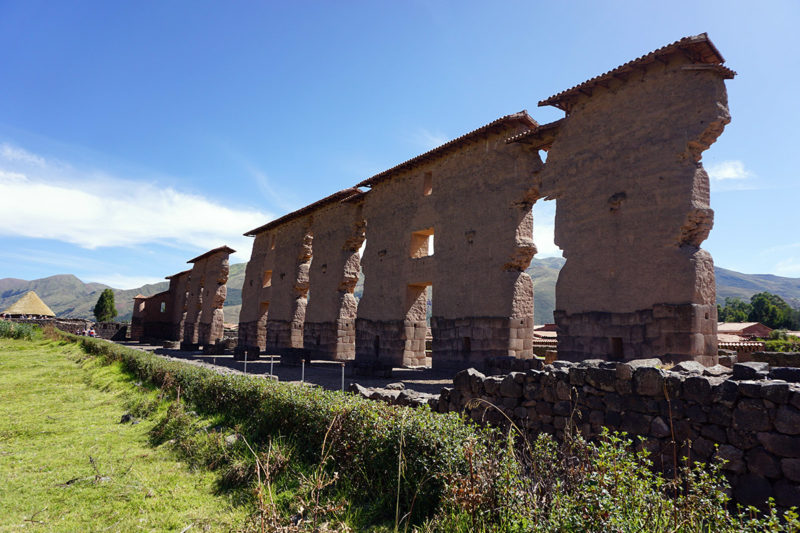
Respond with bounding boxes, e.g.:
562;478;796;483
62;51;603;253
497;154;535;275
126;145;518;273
0;337;249;532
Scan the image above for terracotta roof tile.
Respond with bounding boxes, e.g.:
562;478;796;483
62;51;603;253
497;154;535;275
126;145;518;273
356;111;538;188
165;269;192;280
506;118;564;147
539;33;736;112
244;187;363;237
187;245;236;264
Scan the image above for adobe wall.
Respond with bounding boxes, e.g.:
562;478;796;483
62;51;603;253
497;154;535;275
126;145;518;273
166;271;190;341
181;247;233;351
355;118;542;370
233;34;735;369
139;290;173;340
436;361;800;509
303;197;365;360
134;270;191;343
237;232;271;356
535;53;728;365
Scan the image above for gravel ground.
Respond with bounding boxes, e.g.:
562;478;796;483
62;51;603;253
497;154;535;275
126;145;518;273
116;341;454;395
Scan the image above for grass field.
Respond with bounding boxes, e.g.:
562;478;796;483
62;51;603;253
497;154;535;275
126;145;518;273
0;337;249;532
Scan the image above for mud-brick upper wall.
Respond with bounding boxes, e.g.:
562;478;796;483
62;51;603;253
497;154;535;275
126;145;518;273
529;33;734;363
239;188;363;353
355;113;543;322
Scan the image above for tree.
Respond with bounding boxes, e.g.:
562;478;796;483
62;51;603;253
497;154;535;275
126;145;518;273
748;292;799;330
93;289;118;322
718;297;751;323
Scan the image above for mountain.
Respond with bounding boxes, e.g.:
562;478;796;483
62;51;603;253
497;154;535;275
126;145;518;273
715;267;800;309
3;259;799;326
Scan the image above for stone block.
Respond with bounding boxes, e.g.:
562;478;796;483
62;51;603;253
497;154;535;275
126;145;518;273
757;432;800;458
682;375;712;403
770;367;800;383
499;375;523;398
746;447;781;479
775;405;800;435
732;399;772;432
781;458;800;482
733;362;770;381
716;444;746;473
634;366;665;396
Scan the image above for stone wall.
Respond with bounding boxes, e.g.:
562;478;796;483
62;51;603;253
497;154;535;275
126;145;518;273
434;359;800;509
7;318;127;340
181;246;233;351
238;189;365;361
230;34;734;371
354;113;541;370
532;50;728;366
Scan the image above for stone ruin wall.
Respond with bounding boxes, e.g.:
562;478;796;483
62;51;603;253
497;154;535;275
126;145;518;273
234;35;733;370
537;51;727;366
431;360;800;509
131;247;232;349
355;117;542;370
237;191;365;361
182;247;232;351
303;196;365;360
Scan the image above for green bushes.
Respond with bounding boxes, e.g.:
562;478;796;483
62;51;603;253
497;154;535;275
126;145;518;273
62;334;799;531
0;319;41;340
65;334;483;524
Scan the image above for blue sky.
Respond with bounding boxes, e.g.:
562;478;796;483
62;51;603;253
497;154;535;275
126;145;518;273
0;1;797;288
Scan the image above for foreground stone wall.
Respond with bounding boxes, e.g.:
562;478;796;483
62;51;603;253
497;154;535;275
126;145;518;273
435;360;800;508
7;318;127;340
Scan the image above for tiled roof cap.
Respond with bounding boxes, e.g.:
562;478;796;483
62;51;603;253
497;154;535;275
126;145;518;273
165;269;192;280
244;187;363;237
356;111;538;188
539;33;736;112
187;245;236;264
506;119;564;147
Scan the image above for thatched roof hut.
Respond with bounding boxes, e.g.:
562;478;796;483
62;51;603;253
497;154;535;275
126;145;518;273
1;291;56;317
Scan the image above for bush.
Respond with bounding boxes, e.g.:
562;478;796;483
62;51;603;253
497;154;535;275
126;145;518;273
59;333;800;531
0;320;41;340
62;334;485;523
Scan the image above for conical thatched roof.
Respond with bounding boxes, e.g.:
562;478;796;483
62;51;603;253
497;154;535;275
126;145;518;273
2;291;56;317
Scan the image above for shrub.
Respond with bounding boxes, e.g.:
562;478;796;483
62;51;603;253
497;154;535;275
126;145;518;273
0;320;41;340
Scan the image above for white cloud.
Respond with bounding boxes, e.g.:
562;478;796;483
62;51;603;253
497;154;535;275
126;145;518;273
0;143;46;166
707;160;753;181
0;143;273;261
775;257;800;277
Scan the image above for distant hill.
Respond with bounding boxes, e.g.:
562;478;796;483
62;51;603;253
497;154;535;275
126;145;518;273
3;259;799;325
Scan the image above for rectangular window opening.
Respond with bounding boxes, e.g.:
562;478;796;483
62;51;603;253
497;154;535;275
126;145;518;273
610;337;624;360
262;270;273;288
409;227;434;258
270;233;276;250
160;302;166;313
423;171;433;196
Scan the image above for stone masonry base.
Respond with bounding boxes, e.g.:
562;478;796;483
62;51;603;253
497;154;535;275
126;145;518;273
555;303;718;366
431;315;534;371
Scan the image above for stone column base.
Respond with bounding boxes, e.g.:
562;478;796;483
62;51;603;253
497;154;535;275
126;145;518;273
554;303;718;366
